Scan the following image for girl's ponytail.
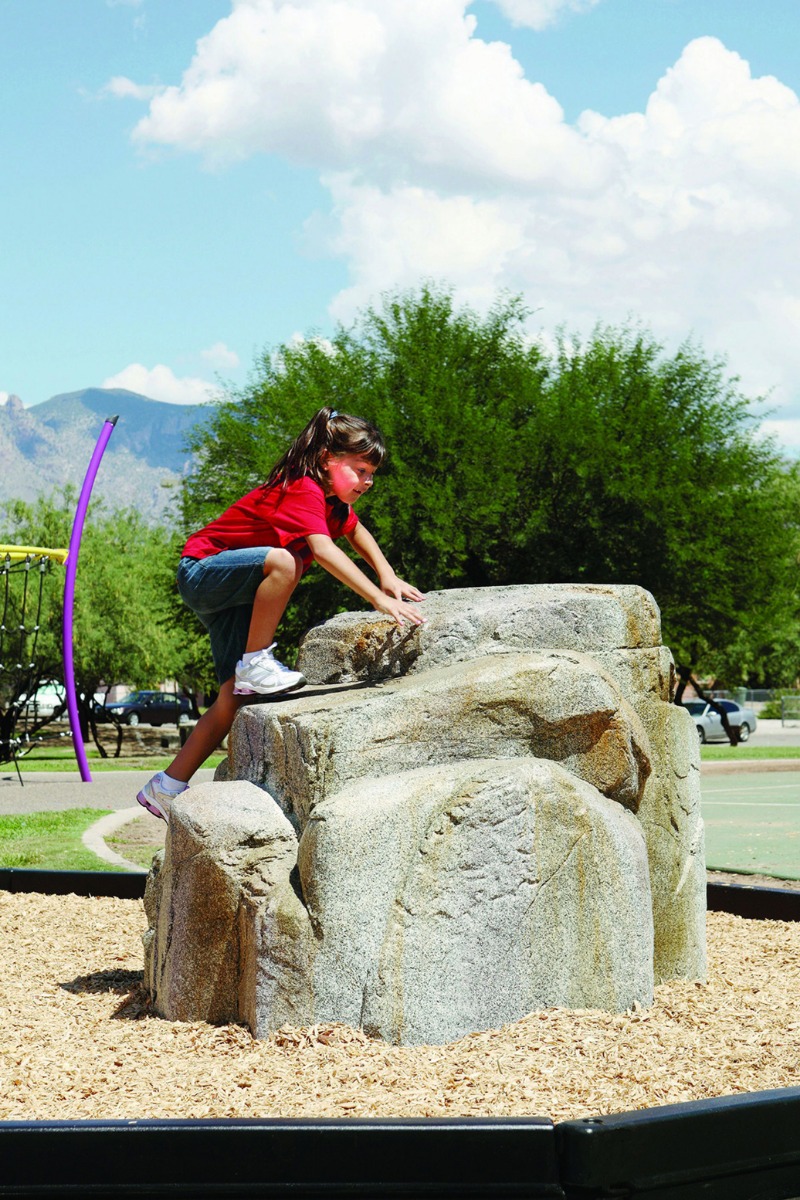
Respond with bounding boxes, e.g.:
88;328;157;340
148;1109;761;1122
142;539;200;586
266;407;385;489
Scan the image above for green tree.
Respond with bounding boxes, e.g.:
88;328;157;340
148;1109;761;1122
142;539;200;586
515;327;800;680
182;285;800;685
1;492;191;753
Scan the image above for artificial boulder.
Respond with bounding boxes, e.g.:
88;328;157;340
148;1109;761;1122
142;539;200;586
144;584;705;1045
294;585;705;985
145;761;653;1045
143;780;307;1025
295;758;653;1043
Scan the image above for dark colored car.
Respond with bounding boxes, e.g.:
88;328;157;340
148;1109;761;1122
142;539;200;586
102;690;192;727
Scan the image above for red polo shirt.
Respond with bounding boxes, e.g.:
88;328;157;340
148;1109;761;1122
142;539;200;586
182;476;358;570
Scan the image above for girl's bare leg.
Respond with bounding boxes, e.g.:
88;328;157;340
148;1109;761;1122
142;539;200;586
164;676;246;783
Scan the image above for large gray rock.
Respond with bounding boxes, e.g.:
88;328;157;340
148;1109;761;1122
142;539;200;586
587;647;705;982
230;650;652;828
642;701;706;982
294;585;705;985
143;781;310;1026
146;762;654;1044
295;758;653;1043
144;583;705;1044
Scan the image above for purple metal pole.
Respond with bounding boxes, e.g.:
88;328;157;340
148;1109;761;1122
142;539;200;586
62;416;118;783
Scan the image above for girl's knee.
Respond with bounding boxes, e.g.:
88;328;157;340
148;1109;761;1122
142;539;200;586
264;547;302;584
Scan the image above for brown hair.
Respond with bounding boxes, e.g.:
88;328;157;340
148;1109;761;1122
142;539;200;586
265;407;386;490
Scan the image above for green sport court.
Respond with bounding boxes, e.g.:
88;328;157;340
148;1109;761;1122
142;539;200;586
702;770;800;881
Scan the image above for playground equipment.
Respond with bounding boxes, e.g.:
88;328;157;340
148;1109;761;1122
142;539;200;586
0;545;68;782
61;415;118;782
0;416;118;783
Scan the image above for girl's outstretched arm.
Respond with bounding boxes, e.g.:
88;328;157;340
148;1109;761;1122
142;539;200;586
306;532;425;626
345;521;425;602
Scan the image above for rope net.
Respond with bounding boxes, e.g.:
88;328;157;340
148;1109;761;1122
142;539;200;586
0;546;68;779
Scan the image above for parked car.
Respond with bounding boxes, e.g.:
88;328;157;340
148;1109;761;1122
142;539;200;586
21;683;66;720
681;699;758;743
100;690;192;727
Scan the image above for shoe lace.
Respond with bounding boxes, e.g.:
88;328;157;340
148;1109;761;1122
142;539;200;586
261;643;294;674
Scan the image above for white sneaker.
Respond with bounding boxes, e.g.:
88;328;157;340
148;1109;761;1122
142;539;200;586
233;643;306;696
136;772;188;823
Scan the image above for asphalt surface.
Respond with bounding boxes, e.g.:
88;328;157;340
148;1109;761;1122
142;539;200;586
0;767;216;815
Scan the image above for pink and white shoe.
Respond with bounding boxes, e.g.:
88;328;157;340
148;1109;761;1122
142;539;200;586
136;773;187;823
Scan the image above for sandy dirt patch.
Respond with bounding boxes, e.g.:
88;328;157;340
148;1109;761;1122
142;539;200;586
107;814;166;868
1;892;799;1123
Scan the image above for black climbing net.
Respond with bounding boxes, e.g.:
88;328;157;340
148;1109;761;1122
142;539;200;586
0;546;68;782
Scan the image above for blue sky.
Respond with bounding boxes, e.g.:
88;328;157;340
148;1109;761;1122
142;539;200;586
2;0;800;452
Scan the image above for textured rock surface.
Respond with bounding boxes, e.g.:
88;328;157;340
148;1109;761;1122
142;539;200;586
294;586;704;984
146;761;654;1044
230;650;652;828
591;648;705;982
145;584;705;1044
296;584;662;684
293;758;653;1043
143;781;308;1026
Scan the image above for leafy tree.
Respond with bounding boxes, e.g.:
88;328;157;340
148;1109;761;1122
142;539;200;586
182;285;800;685
183;288;548;650
515;327;800;680
1;492;190;753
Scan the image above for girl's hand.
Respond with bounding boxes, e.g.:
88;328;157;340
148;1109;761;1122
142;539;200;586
379;572;426;603
373;592;427;627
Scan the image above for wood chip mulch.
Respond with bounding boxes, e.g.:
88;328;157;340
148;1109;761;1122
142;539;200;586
1;892;799;1123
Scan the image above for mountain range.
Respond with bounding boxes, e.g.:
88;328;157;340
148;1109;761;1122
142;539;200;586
0;388;209;523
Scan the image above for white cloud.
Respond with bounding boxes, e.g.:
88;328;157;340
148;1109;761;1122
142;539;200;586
127;4;800;449
128;0;606;190
323;176;528;320
759;417;800;456
200;341;240;370
102;364;218;406
488;0;602;31
104;76;163;102
322;35;800;427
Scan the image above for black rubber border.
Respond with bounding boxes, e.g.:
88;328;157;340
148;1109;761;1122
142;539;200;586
3;1097;800;1198
557;1087;800;1199
0;867;146;898
0;1118;562;1198
706;880;800;922
5;869;800;922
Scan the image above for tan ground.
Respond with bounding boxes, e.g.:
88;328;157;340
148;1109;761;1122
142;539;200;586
1;892;799;1122
107;814;166;869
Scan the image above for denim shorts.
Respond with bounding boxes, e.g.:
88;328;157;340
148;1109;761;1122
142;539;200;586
177;548;272;685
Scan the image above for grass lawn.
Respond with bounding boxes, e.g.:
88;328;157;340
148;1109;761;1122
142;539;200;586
11;747;226;773
0;809;120;871
700;745;800;761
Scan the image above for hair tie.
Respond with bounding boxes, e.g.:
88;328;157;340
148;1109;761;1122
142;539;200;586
330;410;338;420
